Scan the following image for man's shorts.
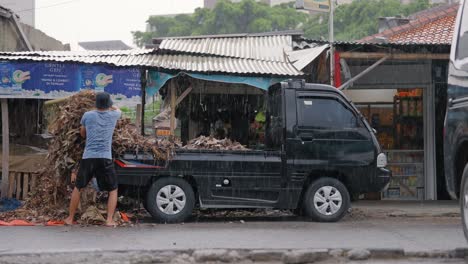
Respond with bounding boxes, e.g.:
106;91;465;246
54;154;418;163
76;158;118;192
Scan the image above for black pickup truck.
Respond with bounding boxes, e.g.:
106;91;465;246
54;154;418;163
443;0;468;240
116;81;391;223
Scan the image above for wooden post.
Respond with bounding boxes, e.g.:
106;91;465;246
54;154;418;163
135;104;142;131
0;99;9;198
22;173;29;200
170;81;177;135
15;173;21;200
31;173;37;192
7;172;14;198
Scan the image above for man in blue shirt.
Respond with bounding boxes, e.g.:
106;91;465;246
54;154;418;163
64;92;121;227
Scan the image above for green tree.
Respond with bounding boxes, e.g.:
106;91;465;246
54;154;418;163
132;0;307;47
303;0;431;41
132;0;432;47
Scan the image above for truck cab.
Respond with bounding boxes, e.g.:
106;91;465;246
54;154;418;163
443;0;468;240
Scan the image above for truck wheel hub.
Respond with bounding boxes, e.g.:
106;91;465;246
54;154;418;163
313;186;342;216
156;185;186;215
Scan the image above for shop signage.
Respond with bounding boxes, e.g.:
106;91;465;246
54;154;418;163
0;61;142;105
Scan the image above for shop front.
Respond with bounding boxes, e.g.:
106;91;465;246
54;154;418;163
338;53;448;200
347;88;425;200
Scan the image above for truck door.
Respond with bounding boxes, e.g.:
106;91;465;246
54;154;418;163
290;92;375;186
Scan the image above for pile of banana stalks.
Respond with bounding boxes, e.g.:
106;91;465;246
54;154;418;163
0;91;175;224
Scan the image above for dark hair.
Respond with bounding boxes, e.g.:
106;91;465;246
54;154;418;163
96;92;113;109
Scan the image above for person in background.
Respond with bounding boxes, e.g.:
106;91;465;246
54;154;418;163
64;92;121;227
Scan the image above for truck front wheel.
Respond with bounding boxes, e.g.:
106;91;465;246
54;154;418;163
303;177;350;222
460;164;468;241
146;177;195;223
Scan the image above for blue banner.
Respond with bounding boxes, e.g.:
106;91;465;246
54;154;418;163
147;71;285;96
0;61;142;106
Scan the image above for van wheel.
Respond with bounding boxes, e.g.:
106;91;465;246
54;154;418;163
303;177;350;222
460;164;468;241
146;177;195;223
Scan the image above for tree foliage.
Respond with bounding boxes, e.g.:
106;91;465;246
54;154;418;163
132;0;431;47
132;0;306;47
304;0;431;41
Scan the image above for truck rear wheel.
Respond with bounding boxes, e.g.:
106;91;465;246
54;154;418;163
303;177;350;222
146;177;195;223
460;164;468;241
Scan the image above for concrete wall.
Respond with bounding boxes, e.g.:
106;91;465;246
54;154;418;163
0;0;34;27
0;15;67;51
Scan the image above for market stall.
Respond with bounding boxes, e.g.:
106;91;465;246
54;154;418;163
0;50;152;198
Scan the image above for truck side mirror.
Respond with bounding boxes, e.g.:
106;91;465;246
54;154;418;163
372;128;377;134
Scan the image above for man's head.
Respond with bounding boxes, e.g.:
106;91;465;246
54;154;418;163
96;92;113;110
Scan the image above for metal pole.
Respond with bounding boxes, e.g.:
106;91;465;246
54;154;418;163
140;69;147;136
170;80;176;135
329;0;335;86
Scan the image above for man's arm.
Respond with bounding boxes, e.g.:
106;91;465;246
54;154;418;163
110;105;122;120
80;125;86;138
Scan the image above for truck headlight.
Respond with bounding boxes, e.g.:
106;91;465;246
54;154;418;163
377;153;387;168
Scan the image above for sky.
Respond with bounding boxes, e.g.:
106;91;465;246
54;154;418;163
33;0;203;48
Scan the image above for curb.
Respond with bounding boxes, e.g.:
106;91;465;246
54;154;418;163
0;248;466;263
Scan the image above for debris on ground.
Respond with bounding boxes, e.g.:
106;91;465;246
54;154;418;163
80;206;106;225
182;136;248;151
194;208;294;219
0;90;175;225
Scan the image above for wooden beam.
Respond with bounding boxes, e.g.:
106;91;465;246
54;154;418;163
340;52;449;60
339;55;390;90
0;99;9;198
44;96;70;106
175;86;193;107
170;81;177;135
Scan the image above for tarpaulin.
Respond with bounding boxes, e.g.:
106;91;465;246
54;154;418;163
0;220;35;226
146;71;286;96
0;198;21;212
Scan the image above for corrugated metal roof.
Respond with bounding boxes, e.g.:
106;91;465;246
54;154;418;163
294;38;451;49
287;44;329;70
0;49;154;57
151;54;301;75
78;40;132;51
153;30;303;41
0;53;301;76
159;35;292;62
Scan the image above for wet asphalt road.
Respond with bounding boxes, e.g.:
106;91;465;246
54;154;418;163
0;216;465;254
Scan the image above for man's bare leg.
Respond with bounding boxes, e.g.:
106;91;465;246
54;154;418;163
64;187;81;225
106;189;118;226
